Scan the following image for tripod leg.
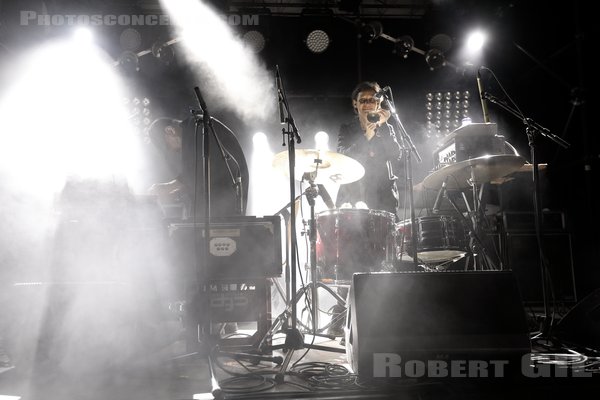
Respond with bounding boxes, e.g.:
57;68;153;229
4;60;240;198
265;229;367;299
275;348;295;383
256;311;287;353
208;352;223;400
317;283;347;305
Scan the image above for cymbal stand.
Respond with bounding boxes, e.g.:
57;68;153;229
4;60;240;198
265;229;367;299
464;167;497;270
437;173;494;270
256;174;346;354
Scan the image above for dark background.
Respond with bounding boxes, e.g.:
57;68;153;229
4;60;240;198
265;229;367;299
0;0;596;298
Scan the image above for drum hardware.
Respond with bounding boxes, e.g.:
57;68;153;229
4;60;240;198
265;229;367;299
451;167;497;270
257;144;367;368
304;171;346;337
422;154;526;191
420;154;527;270
317;208;396;284
396;214;468;265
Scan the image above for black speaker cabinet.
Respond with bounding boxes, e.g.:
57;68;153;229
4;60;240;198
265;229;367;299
555;289;600;350
346;271;531;378
504;233;576;304
168;216;282;280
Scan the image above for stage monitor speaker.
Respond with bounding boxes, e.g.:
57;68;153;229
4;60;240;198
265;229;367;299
505;233;576;304
346;271;531;379
554;288;600;351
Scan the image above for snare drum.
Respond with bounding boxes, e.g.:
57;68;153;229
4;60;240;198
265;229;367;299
396;215;467;262
316;209;395;285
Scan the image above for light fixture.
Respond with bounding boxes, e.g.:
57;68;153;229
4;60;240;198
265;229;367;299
151;41;175;64
120;28;142;51
393;35;414;58
429;33;453;53
424;90;471;139
359;21;383;42
242;30;266;53
117;51;139;73
306;30;330;54
425;48;446;70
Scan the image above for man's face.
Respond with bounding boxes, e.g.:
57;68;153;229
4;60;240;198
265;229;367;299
353;89;382;115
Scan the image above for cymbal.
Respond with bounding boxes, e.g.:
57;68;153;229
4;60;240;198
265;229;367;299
272;149;365;185
422;154;526;190
489;163;547;185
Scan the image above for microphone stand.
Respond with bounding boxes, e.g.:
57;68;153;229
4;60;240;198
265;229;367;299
189;88;250;395
380;90;422;270
483;92;570;337
192;86;212;343
274;66;305;383
190;110;245;216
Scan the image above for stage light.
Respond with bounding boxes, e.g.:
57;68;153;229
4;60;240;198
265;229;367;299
151;41;175;64
248;131;283;216
393;35;414;58
429;33;453;53
306;30;330;54
120;28;142;51
314;131;329;151
252;131;268;147
423;90;472;138
242;30;266;53
73;27;94;44
466;30;487;53
117;51;139;74
425;48;446;70
359;21;383;42
0;35;140;194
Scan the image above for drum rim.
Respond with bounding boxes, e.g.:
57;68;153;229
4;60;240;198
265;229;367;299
398;214;461;224
316;208;396;220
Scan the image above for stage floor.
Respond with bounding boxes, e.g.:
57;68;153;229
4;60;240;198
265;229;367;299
1;322;599;400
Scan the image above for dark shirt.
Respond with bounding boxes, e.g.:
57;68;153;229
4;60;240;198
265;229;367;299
180;116;249;218
335;118;402;215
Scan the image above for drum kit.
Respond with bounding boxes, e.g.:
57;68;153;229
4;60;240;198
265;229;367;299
272;149;526;281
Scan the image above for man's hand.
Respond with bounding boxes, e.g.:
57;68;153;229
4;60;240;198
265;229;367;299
360;108;392;140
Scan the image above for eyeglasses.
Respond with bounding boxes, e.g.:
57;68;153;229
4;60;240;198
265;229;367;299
357;97;379;104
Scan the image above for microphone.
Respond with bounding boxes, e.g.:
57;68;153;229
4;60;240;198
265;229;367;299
476;68;490;123
373;86;390;101
432;175;448;214
367;112;380;123
275;65;286;124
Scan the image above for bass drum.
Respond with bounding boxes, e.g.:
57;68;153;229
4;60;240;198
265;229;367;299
316;209;396;285
396;215;468;263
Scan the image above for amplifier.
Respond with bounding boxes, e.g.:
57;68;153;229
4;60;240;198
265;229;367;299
206;280;269;323
433;123;506;169
502;211;565;232
168;216;282;280
504;232;577;304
